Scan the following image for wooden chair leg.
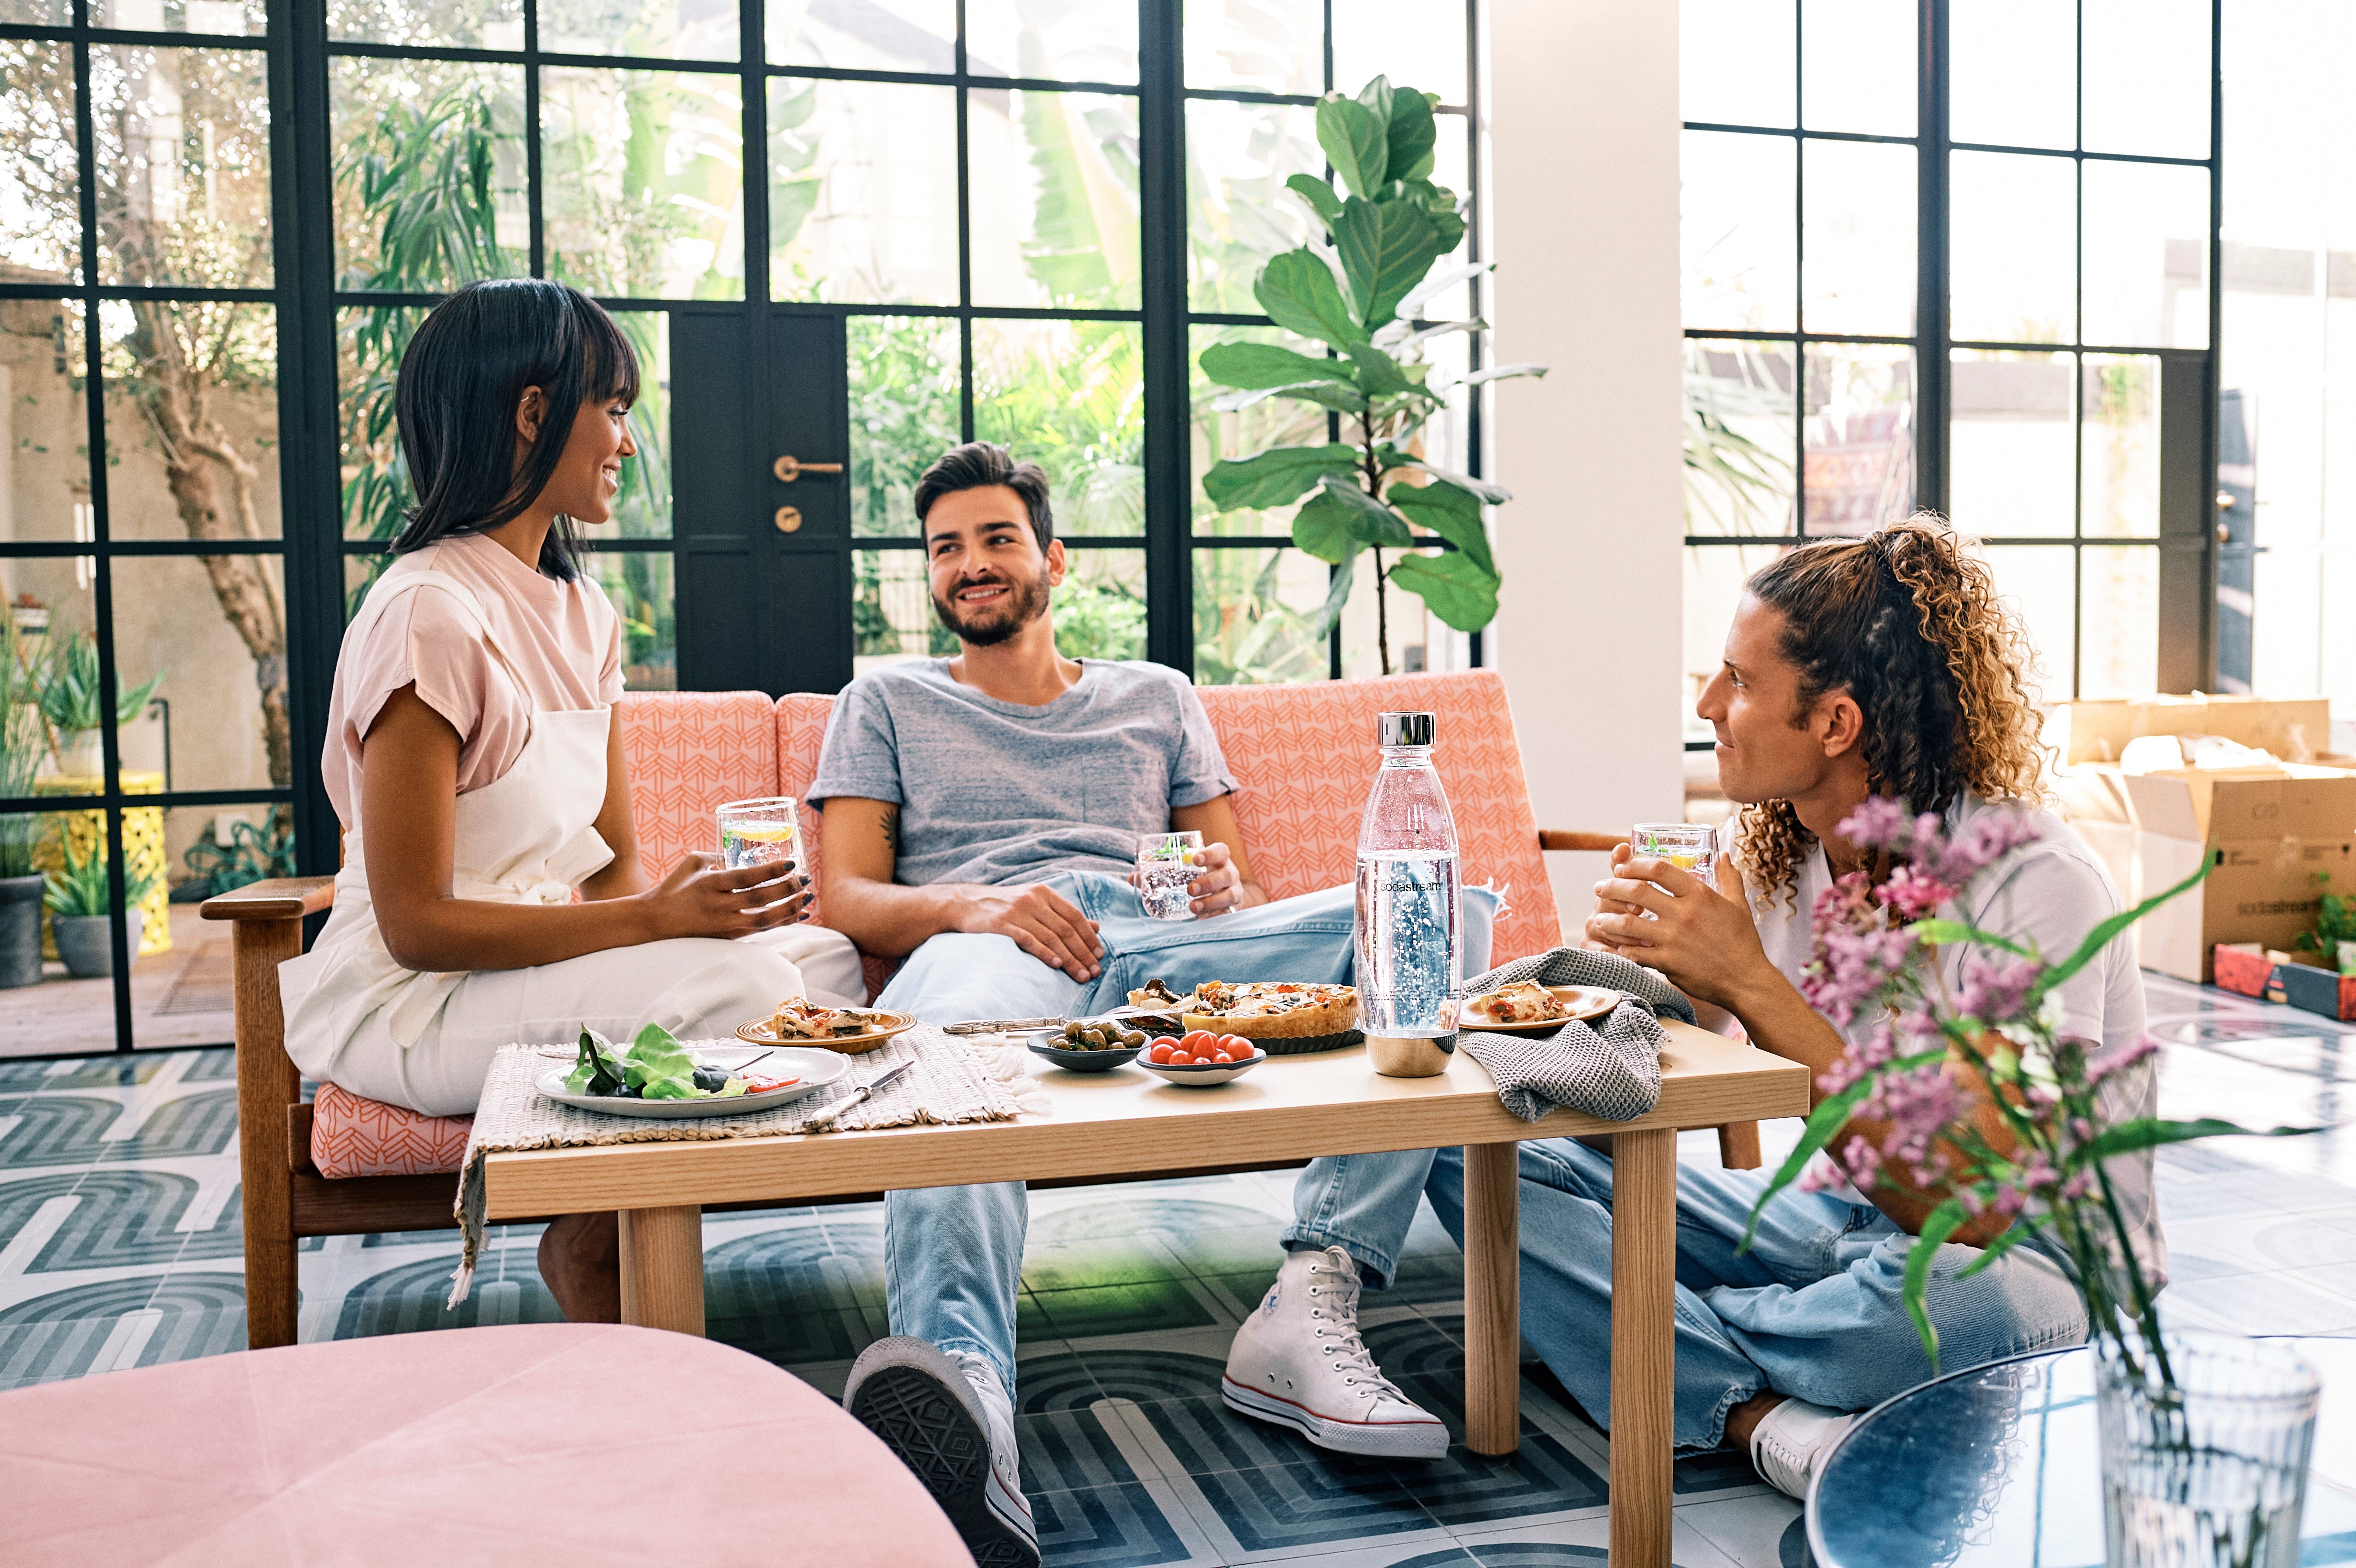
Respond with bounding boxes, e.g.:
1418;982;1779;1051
1715;1120;1763;1170
232;915;305;1349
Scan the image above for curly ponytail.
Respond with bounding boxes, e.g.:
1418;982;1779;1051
1736;516;2048;909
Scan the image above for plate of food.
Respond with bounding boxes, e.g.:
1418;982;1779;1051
536;1025;849;1118
1458;981;1624;1034
1137;1030;1266;1087
1026;1018;1149;1073
1126;979;1362;1055
735;996;917;1055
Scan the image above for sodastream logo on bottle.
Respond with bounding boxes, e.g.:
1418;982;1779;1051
1354;712;1462;1044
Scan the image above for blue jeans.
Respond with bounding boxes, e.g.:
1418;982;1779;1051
878;871;1498;1392
1288;1139;2089;1448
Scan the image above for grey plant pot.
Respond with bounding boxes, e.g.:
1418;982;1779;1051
53;909;144;980
0;874;43;989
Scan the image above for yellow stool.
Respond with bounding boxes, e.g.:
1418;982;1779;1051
34;772;172;959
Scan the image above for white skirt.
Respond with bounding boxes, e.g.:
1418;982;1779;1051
314;924;865;1117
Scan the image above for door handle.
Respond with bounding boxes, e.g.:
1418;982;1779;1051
774;455;845;483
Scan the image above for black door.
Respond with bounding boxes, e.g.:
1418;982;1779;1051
672;310;855;696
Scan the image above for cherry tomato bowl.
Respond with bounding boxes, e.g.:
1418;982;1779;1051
1137;1032;1266;1088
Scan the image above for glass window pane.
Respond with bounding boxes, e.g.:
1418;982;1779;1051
2082;160;2210;348
1331;0;1466;107
847;316;960;540
967;0;1137;87
770;79;959;306
1800;138;1915;337
1187;98;1320;315
609;312;671;539
1193;546;1333;685
92;0;263;33
338;304;422;542
1415;109;1475;321
973;318;1142;536
543;67;744;300
1682;0;1795;129
0;0;70;20
0;301;94;544
92;46;272;290
139;803;292;1048
768;0;952;73
344;552;389;621
1803;344;1913;536
1684;339;1797;537
853;547;947;674
331;59;528;290
99;301;281;541
1683;542;1783;713
969;89;1140;311
2080;544;2159;697
2083;0;2212;160
1950;0;2074;151
1979;544;2075;699
1800;0;1915;137
541;0;738;62
2082;354;2161;538
1681;130;1797;333
1949;151;2072;344
111;555;289;793
1184;0;1321;95
0;43;81;284
587;551;676;688
1190;321;1331;540
328;0;522;49
1951;349;2073;538
1052;547;1145;661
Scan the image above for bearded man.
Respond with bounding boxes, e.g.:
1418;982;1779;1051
809;443;1497;1568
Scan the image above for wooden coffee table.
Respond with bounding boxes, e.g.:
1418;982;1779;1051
481;1023;1809;1568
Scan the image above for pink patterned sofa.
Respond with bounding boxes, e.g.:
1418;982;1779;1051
206;672;1708;1350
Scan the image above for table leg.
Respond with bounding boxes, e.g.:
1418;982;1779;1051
1609;1127;1677;1568
617;1205;705;1336
1463;1140;1520;1456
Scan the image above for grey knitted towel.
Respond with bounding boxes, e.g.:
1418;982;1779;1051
1457;948;1684;1124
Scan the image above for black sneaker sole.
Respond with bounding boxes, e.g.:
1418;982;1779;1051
845;1348;1039;1568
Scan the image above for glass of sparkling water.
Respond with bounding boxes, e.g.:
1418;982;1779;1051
1631;823;1716;901
1135;830;1202;921
718;796;804;884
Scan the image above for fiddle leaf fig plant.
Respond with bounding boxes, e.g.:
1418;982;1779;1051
1198;76;1545;674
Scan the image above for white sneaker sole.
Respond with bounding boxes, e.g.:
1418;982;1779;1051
846;1338;1039;1568
1221;1375;1451;1459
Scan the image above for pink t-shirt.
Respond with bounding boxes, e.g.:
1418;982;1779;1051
322;532;624;827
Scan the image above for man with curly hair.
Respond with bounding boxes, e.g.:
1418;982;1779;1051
1222;518;2157;1502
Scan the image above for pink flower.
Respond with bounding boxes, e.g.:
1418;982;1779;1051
1839;796;1915;851
1957;949;2042;1024
2084;1033;2159;1086
1882;864;1955;920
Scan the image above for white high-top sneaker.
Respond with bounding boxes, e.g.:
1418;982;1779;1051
1747;1396;1858;1502
1221;1245;1450;1459
844;1336;1039;1568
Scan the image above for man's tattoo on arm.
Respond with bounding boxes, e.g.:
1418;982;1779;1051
880;806;899;856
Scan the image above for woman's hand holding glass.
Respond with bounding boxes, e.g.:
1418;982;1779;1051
1584;842;1773;1013
640;850;812;941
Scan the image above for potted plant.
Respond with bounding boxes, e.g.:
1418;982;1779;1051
1197;76;1546;675
0;614;44;988
34;631;164;780
1755;801;2326;1567
42;835;155;980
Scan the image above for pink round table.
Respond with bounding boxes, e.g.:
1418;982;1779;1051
0;1323;973;1567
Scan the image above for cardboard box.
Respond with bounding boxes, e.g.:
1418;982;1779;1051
2125;766;2356;983
2046;695;2335;767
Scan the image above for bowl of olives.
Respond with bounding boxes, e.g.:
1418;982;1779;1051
1025;1018;1149;1073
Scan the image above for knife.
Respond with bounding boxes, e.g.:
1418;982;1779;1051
942;1005;1179;1035
803;1057;915;1129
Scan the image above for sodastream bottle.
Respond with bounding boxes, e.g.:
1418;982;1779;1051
1353;712;1462;1074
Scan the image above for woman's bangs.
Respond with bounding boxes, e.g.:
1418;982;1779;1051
582;302;641;406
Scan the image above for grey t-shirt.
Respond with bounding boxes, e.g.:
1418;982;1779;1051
806;658;1240;888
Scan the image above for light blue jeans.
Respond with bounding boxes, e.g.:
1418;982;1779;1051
878;871;1498;1392
1287;1139;2090;1449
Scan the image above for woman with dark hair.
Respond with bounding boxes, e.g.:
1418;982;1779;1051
279;280;862;1317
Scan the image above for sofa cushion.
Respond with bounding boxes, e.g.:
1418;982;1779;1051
1196;671;1562;964
616;690;782;885
311;1081;471;1178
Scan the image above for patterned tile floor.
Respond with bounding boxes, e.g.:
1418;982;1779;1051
0;973;2350;1567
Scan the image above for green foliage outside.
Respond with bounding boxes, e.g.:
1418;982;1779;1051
2294;871;2356;975
0;615;44;879
1196;77;1545;675
33;631;164;736
43;834;156;919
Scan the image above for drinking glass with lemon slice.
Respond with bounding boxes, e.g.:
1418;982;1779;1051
717;796;804;883
1631;822;1716;886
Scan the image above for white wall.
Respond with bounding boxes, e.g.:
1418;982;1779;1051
1484;0;1689;940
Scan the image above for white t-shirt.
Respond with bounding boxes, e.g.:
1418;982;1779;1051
1744;791;2164;1283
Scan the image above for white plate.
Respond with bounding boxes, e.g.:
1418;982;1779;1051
1459;986;1624;1034
535;1045;851;1119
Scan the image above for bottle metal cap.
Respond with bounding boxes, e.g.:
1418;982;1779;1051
1378;711;1435;748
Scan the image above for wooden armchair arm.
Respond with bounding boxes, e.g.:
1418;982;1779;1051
1538;830;1627;853
200;876;335;922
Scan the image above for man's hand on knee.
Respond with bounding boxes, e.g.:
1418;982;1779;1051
956;883;1103;981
